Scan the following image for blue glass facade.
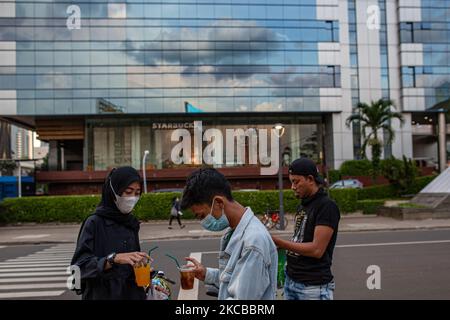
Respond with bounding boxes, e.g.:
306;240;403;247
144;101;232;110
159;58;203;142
400;0;450;109
0;0;340;115
0;0;448;175
348;0;361;159
379;0;392;158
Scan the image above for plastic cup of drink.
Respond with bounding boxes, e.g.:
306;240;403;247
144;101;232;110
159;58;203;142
134;261;151;287
178;265;195;290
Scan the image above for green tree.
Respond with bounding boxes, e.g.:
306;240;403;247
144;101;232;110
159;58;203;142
0;160;17;176
380;156;418;195
346;99;404;179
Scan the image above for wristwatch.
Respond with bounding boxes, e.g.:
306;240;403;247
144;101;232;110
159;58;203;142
107;252;117;266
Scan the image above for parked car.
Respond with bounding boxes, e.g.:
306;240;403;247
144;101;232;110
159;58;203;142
330;179;363;189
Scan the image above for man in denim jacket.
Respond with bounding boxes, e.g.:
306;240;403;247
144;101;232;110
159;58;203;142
180;168;277;300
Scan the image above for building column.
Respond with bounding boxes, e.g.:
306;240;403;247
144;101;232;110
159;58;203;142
392;113;413;159
322;0;354;170
323;114;335;170
438;112;447;172
290;124;300;162
0;121;12;158
48;140;59;171
131;124;141;169
327;112;354;170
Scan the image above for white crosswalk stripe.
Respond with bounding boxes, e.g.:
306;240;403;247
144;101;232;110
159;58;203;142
0;244;76;299
0;263;70;268
0;277;68;283
1;259;71;263
0;267;68;272
0;272;68;277
0;291;66;299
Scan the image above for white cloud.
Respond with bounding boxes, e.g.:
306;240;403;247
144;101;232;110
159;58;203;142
254;101;283;112
108;3;126;19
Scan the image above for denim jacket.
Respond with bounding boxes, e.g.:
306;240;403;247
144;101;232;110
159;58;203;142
204;207;278;300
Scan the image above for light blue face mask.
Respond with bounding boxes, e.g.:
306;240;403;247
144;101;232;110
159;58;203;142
200;198;229;232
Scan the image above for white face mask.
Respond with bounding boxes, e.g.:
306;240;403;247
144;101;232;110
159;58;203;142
110;180;140;214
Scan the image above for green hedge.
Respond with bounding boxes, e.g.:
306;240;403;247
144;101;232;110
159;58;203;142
340;160;373;176
0;176;436;223
403;175;436;195
0;195;100;223
0;191;299;224
329;189;359;213
327;170;342;184
0;192;189;224
232;190;299;216
357;175;436;200
357;184;397;200
135;192;189;220
355;199;386;215
0;189;370;223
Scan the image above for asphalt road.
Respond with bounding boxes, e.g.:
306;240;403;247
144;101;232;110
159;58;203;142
0;228;449;300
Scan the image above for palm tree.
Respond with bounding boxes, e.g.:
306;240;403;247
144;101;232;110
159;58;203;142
346;99;404;178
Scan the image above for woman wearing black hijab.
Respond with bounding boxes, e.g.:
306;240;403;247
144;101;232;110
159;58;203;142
71;166;150;300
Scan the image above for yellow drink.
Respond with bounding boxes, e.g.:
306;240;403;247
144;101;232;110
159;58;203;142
134;263;151;287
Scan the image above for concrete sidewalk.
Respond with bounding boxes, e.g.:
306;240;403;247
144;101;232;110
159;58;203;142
1;214;450;245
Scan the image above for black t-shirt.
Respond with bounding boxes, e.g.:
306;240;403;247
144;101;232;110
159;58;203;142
286;188;340;285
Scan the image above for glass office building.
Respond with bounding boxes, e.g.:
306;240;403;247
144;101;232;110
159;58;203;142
400;2;450;109
397;0;450;168
9;2;339;115
0;0;448;193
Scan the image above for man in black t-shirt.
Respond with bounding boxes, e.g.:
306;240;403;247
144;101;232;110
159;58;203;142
272;158;340;300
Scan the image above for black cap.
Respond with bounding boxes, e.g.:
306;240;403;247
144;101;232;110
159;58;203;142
288;158;324;185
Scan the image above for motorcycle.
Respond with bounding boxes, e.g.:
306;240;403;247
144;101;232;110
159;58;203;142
146;270;176;300
260;209;289;230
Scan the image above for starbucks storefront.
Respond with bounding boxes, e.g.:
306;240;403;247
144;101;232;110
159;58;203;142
86;114;325;173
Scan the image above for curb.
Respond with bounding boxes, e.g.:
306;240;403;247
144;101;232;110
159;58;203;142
0;214;377;228
0;240;76;246
337;225;450;233
1;225;450;245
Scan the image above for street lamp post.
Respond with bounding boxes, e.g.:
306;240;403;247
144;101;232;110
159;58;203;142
274;124;285;230
142;150;149;194
18;160;22;198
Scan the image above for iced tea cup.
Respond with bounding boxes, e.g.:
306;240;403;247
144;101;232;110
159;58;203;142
134;262;151;287
178;265;195;290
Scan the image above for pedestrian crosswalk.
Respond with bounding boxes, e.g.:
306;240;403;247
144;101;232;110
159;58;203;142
0;243;75;299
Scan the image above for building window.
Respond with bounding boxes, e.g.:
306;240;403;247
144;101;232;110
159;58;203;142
421;22;431;30
327;66;338;87
401;22;414;43
402;66;417;88
325;21;339;42
87;120;323;170
108;3;126;19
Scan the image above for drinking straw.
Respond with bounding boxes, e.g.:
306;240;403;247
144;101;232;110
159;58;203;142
148;246;159;256
165;254;181;269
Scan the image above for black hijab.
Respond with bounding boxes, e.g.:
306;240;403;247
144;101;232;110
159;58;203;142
95;166;142;232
